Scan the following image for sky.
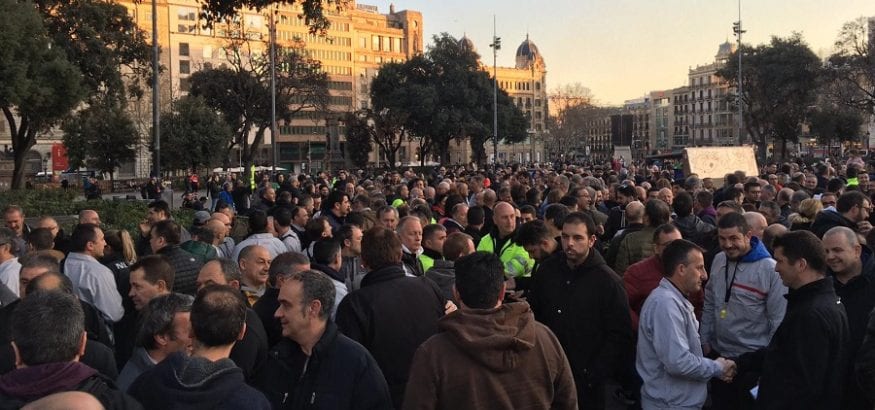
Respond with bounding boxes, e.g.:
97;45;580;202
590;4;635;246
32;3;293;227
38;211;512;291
366;0;875;105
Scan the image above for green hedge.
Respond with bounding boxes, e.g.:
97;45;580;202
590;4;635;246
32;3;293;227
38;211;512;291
1;190;194;235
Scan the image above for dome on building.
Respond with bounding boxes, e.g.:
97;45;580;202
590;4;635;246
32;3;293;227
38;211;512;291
716;40;737;60
515;34;545;69
459;34;476;53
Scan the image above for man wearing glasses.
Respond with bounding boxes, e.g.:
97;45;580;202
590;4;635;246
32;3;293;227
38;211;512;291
811;191;872;238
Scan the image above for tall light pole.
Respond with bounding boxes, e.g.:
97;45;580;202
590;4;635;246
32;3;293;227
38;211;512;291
269;8;278;175
733;0;745;145
152;0;160;178
489;16;501;166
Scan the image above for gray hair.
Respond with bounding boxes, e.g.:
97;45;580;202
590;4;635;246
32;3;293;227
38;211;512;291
0;228;16;253
12;290;84;365
210;258;242;284
287;270;336;320
823;226;860;247
136;293;195;350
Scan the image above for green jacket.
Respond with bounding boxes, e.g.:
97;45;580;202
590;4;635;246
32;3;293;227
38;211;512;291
477;231;534;278
180;240;218;264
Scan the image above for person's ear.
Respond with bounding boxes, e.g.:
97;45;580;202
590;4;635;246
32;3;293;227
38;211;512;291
229;279;240;290
76;332;87;359
11;342;22;369
498;282;507;303
309;299;323;318
237;323;247;341
157;280;168;292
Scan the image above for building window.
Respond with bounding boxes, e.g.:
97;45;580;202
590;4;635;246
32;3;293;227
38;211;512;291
359;37;367;48
202;45;212;59
179;60;190;74
372;36;380;50
179;77;191;92
179;43;189;57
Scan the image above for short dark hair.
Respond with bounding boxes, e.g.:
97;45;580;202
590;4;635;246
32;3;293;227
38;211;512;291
653;223;680;242
544;204;569;228
27;228;55;251
467;206;485;226
248;210;269;234
519;205;537;216
717;212;750;234
661;239;703;277
19;254;61;276
772;230;827;274
645;199;672;227
422;224;446;243
559;195;578;208
268;252;310;286
287;270;335;320
743;181;760;193
69;224;101;253
837;191;868;214
273;207;293;227
130;255;176;289
207;258;242;284
324;190;348;212
454;252;505;309
238;245;265;263
192;285;247;347
137;293;194;350
151;220;181;245
673;192;694;217
717;200;744;214
443;232;473;261
696;190;713;208
148;200;171;218
561;212;596;237
515;220;553;247
616;184;636;198
361;227;402;270
312;239;342;265
12;290;84;365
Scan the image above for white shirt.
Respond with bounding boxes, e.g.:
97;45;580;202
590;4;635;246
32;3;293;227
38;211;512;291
64;253;124;322
0;258;21;297
232;233;288;261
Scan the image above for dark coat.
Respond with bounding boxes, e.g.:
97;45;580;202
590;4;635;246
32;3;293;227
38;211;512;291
252;322;392;410
672;214;715;243
833;255;875;409
228;308;269;382
857;309;875;404
0;361;138;410
529;250;633;407
335;264;445;408
251;287;283;348
811;209;857;238
738;278;849;410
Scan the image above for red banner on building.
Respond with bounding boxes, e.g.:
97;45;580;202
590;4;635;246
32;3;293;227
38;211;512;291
52;144;68;172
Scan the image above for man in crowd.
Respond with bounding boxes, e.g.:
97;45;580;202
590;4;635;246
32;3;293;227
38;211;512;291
253;270;392;409
116;293;194;391
378;206;400;231
3;205;29;258
149;220;202;295
637;239;736;409
737;231;849;408
64;223;124;323
209;212;236;259
0;228;20;298
701;212;787;409
811;190;872;238
530;212;633;409
442;203;468;234
398;216;425;277
336;224;366;292
232;211;287;260
615;199;672;274
273;206;302;253
404;251;578;409
237;245;272;306
624;224;689;329
477;202;534;278
425;232;476;302
129;285;271;409
137;200;191;256
336;227;448;408
419;224;447;273
251;252;310;347
78;209;101;226
128;255;174;312
310;239;348;317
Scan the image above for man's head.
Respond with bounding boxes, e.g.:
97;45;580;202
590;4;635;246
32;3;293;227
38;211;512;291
35;217;60;240
267;252;310;289
658;188;674;206
820;192;838;209
672;192;695;218
451;203;469;226
326;191;351;218
644;197;672;227
149;220;181;253
377;206;399;231
743;212;767;239
467;206;486;228
78;210;101;226
743;181;762;203
837;191;871;223
262;187;276;204
3;205;24;238
248;210;270;235
561;212;597;267
616;185;636;206
453;252;505;309
336;224;363;257
422;224;448;255
517;220;558;262
519;205;537;224
822;226;863;278
12;290;86;367
0;228;17;261
147;201;171;225
773;230;827;289
136;293;194;357
18;255;61;297
26;228;55;252
717;212;752;260
361;227;403;271
312;239;343;270
238;245;271;289
652;224;682;258
803;174;818;190
397;216;423;253
210;213;233;237
661;239;707;295
442;232;475;262
716;200;744;222
757;201;781;225
625;201;645;224
129;255;175;311
493;202;517;237
196;258;242;291
275;270;335;343
191;285;247;349
69;224;106;259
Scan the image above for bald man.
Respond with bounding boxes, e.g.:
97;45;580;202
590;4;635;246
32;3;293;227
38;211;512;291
477;202;535;278
606;201;645;268
209;214;235;259
743;212;768;239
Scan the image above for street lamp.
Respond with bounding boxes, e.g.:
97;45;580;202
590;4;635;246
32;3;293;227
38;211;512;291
733;0;745;145
489;16;501;167
269;7;278;176
152;0;160;178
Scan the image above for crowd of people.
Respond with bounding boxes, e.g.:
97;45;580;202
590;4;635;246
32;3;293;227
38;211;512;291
1;155;875;409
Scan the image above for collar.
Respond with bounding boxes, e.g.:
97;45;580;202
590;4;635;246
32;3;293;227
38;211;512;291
402;244;423;257
422;247;443;260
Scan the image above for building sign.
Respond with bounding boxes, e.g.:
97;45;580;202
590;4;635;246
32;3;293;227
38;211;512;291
52;144;68;172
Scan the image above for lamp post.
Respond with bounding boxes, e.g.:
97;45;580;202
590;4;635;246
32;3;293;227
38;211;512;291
489;16;501;167
269;8;278;176
733;0;745;145
152;0;160;178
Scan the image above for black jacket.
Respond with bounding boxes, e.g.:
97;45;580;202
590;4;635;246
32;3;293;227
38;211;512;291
857;310;875;404
672;214;715;243
251;287;283;348
738;278;849;410
252;322;392;410
401;249;424;277
228;308;269;382
0;361;137;410
156;245;203;295
129;352;269;410
811;209;857;238
335;264;445;408
833;254;875;410
529;250;633;400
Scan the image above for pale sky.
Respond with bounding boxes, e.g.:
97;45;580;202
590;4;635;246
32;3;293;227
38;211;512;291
367;0;875;105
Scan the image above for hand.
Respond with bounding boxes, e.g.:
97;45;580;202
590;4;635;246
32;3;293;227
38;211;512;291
715;357;736;382
858;221;872;235
444;301;458;315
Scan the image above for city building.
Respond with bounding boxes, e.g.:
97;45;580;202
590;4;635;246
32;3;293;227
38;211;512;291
684;41;740;147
